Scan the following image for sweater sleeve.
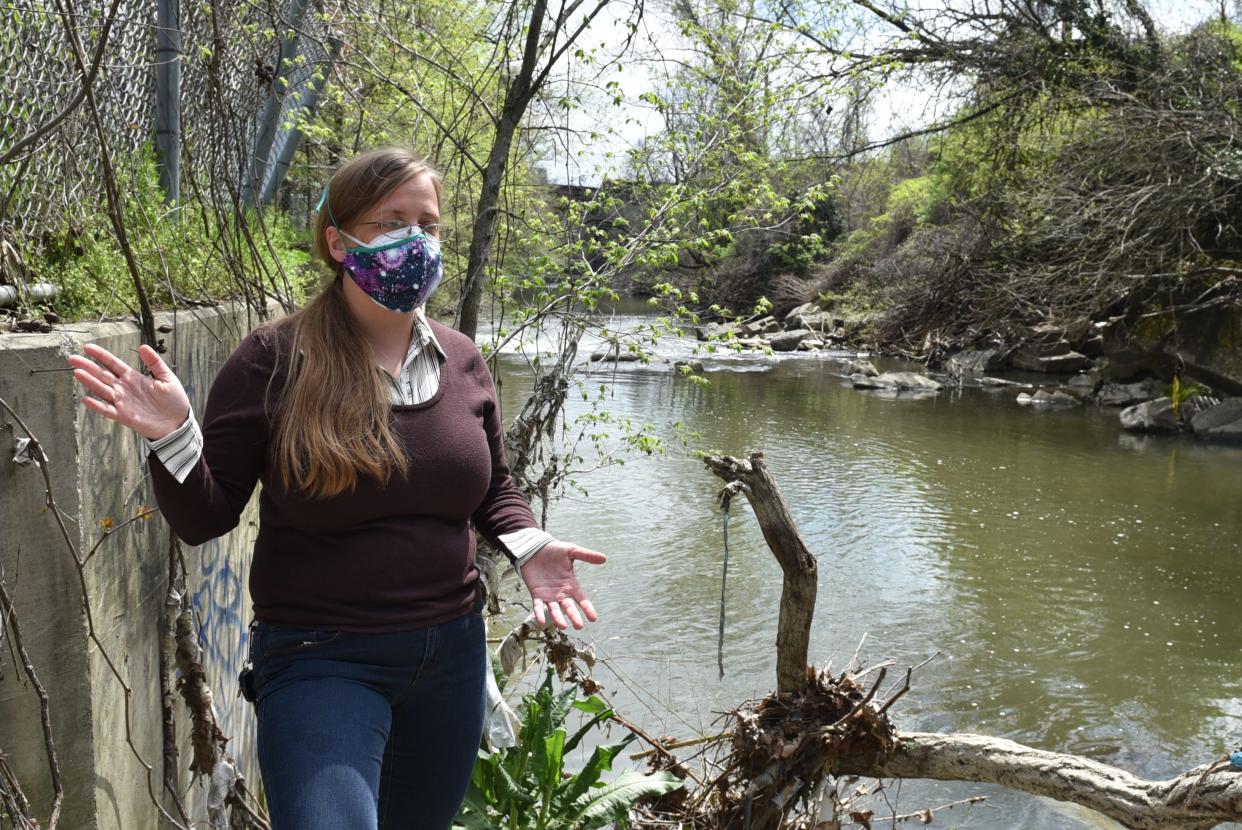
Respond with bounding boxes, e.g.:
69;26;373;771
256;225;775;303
147;330;278;546
468;349;544;565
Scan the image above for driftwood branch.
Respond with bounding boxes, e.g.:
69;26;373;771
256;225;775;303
681;447;1242;830
704;452;818;695
834;732;1242;830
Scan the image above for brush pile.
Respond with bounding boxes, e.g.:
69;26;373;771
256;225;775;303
636;665;907;829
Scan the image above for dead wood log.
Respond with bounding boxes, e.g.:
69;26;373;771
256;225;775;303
692;449;1242;830
173;605;226;775
832;732;1242;830
703;452;818;695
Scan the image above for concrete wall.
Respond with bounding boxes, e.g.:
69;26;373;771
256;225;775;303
1;303;270;829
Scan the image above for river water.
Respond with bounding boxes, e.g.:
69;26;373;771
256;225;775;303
488;303;1242;829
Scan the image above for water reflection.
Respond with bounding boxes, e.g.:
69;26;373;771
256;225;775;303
488;311;1242;828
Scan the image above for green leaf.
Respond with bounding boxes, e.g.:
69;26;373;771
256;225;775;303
554;737;633;811
569;769;684;825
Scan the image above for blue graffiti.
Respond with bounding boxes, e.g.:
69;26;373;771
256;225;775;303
190;535;255;766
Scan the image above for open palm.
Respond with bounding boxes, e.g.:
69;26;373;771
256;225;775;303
66;343;191;441
519;541;607;630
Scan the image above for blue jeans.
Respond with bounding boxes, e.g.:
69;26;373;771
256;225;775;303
249;601;487;830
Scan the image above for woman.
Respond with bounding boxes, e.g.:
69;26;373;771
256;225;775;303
66;147;606;829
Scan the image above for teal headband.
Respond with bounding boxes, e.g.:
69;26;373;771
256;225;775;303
314;178;339;227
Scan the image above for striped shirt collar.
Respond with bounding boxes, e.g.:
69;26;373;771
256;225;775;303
411;305;447;362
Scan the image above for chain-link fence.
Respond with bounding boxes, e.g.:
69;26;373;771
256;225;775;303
0;0;332;308
0;0;156;233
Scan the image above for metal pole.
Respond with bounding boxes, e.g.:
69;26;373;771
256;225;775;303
242;0;311;207
154;0;181;206
259;38;340;206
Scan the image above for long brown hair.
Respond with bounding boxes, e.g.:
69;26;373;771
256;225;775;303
268;147;443;498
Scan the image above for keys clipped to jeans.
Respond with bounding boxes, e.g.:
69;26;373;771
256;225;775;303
239;619;258;702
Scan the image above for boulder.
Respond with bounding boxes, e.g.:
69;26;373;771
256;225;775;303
1017;389;1080;406
674;360;705;374
1189;398;1242;443
741;315;781;336
696;321;740;342
1080;334;1106;358
736;336;769;349
945;349;1007;376
789;310;837;333
783;302;818;322
1066;371;1101;393
590;344;641;362
768;329;813;352
1119;397;1179;433
1097;378;1166;407
1011;348;1091;374
844;358;879;377
852;372;943;392
1180;394;1222;422
796;339;824;351
1098;348;1158;382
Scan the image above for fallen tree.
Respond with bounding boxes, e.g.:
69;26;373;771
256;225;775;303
626;451;1242;829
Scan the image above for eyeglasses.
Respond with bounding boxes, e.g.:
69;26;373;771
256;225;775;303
355;219;452;242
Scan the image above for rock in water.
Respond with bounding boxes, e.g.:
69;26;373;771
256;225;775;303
697;321;740;342
1066;371;1101;393
852;372;943;392
1119;397;1179;433
590;344;641;362
1016;389;1080;406
945;349;1006;376
768;329;813;352
844;358;879;377
741;315;781;336
1097;379;1167;407
782;302;818;322
789;310;837;333
1011;349;1091;373
1189;398;1242;444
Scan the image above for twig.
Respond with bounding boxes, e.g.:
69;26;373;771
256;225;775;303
0;573;62;828
887;795;988;824
0;396;188;829
631;733;732;760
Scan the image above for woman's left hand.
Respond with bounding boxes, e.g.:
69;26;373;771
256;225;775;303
519;541;607;630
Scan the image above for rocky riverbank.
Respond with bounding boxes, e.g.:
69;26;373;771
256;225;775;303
688;300;1242;446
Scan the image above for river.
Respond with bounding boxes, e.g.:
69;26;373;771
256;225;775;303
488;302;1242;829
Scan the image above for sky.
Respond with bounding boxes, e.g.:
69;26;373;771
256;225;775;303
536;0;1233;186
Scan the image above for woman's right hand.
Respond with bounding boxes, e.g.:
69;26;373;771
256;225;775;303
66;343;192;441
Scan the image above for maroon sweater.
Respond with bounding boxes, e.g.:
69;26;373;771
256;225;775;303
148;321;538;630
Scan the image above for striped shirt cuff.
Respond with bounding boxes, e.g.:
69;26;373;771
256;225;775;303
142;408;203;484
496;527;556;572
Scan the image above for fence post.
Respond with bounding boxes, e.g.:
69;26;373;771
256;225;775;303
241;0;311;208
154;0;181;206
258;36;340;206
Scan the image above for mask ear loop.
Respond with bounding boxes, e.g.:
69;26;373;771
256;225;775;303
315;179;339;228
315;180;368;248
316;178;352;282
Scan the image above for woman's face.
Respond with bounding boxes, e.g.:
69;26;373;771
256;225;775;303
326;171;441;263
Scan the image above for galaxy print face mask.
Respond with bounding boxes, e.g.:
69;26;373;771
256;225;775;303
338;226;443;314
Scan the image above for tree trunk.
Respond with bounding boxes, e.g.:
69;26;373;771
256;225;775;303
454;0;546;341
703;452;817;695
